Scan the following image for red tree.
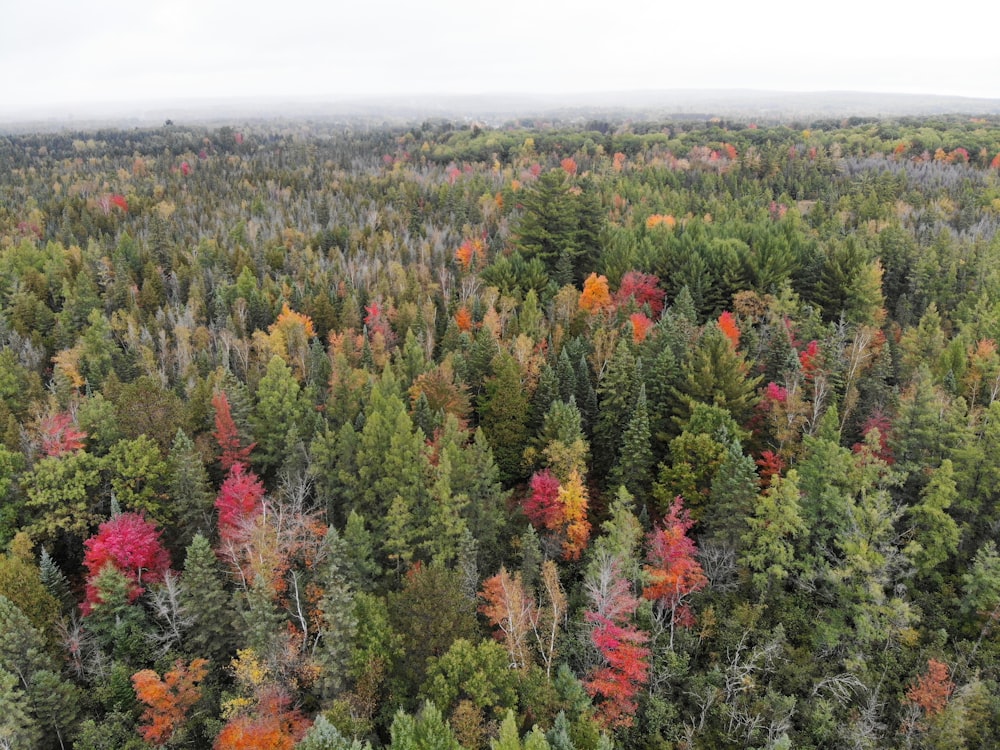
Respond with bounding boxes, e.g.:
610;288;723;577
213;391;255;471
39;412;87;457
215;463;265;544
614;271;665;317
906;659;954;720
82;513;172;613
524;470;561;529
643;496;707;645
584;553;649;728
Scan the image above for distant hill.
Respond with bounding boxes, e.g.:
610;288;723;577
4;89;1000;129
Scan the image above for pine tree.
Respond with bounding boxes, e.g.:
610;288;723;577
167;429;214;546
251;355;311;475
180;534;235;663
904;459;960;580
741;469;807;595
608;384;654;497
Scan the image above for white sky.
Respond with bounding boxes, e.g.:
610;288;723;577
2;0;998;116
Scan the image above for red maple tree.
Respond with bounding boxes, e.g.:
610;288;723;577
38;412;87;457
82;513;172;613
213;391;255;471
584;554;649;728
643;496;707;640
215;463;265;544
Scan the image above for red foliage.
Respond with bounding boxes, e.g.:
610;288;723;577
524;470;561;530
764;381;788;404
642;496;707;618
906;659;954;718
852;411;894;465
82;513;172;613
215;463;265;544
213;688;310;750
718;310;740;348
798;340;820;378
614;270;665;317
585;557;649;728
364;299;395;347
133;658;209;746
180;161;191;176
529;162;542;177
560;157;578;176
39;412;87;457
109;194;128;212
213;391;255;471
723;142;738;160
756;450;785;487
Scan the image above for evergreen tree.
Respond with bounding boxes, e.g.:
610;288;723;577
180;533;235;664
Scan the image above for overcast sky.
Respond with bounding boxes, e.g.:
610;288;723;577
2;0;998;117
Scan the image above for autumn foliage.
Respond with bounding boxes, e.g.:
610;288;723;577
213;391;255;471
214;688;310;750
717;310;740;349
642;496;707;628
614;270;665;317
133;658;209;745
524;470;562;529
579;273;611;313
905;659;954;720
215;462;265;544
584;554;649;728
38;411;87;457
82;512;172;613
629;312;653;344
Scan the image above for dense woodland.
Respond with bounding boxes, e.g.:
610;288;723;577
3;113;1000;749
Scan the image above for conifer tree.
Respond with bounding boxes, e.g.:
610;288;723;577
180;533;235;664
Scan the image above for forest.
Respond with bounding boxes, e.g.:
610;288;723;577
2;112;1000;749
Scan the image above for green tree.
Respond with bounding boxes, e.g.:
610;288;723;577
251;354;311;474
740;469;807;595
107;435;170;521
179;533;235;663
478;352;531;484
904;459;960;581
389;701;462;750
24;451;103;544
421;638;519;723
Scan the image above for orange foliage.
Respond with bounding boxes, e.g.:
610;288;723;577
560;157;578;176
906;659;954;718
558;470;591;560
629;313;653;344
478;567;535;669
645;214;676;230
270;303;315;340
991;153;1000;169
454;306;473;332
579;273;611;314
454;238;485;272
133;659;209;746
717;311;740;348
612;152;626;172
215;688;309;750
894;142;908;155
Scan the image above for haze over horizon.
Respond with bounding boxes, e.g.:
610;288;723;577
3;0;998;120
